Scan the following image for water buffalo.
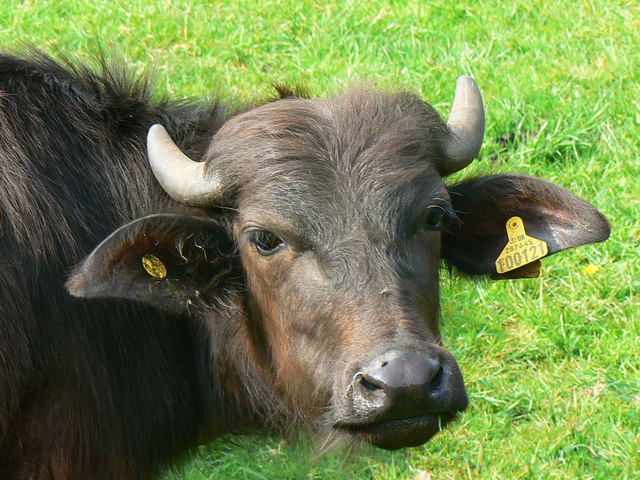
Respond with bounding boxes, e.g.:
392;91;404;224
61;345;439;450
0;50;609;479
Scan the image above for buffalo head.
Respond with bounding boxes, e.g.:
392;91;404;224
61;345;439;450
67;77;609;450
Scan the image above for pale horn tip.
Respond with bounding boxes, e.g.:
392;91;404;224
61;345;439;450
441;75;485;175
147;124;220;207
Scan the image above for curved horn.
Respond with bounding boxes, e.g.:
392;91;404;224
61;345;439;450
441;75;485;175
147;124;221;207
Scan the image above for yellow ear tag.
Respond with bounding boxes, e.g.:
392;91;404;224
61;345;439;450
495;217;548;274
142;254;167;279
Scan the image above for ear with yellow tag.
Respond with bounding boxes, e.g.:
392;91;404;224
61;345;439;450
67;214;238;311
441;174;610;276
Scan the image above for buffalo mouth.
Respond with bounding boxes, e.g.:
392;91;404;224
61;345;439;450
336;412;458;450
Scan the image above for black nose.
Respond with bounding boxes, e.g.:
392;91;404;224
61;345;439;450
352;349;467;422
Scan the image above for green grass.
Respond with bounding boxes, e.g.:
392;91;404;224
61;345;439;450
2;0;638;478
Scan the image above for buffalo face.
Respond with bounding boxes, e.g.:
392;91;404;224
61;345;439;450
68;78;609;450
230;152;469;449
205;87;471;448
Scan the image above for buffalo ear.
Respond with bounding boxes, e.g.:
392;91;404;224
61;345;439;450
66;214;238;311
442;174;610;276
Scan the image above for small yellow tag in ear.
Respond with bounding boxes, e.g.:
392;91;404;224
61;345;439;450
495;217;548;274
142;254;167;279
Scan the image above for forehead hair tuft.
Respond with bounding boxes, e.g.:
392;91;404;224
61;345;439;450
205;86;451;204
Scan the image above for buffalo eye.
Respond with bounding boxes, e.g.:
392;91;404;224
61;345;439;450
423;207;446;231
251;231;284;255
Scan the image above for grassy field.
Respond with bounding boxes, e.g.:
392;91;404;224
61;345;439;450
1;0;638;478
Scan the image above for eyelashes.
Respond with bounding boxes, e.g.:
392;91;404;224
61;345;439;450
250;231;285;255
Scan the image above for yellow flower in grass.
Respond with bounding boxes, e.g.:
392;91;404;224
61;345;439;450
582;264;600;275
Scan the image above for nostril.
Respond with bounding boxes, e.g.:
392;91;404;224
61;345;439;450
430;363;444;392
360;376;383;393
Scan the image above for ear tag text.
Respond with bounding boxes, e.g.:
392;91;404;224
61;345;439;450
142;254;167;279
495;217;548;274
